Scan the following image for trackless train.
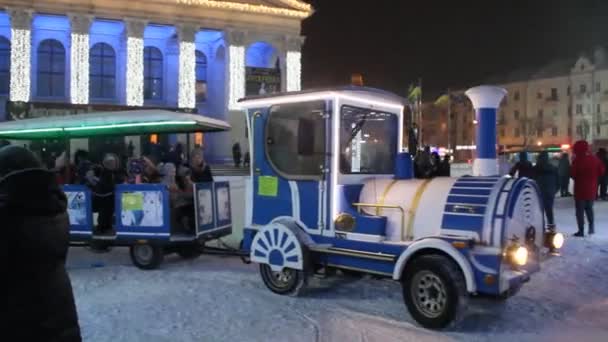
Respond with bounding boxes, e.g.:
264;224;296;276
238;85;564;328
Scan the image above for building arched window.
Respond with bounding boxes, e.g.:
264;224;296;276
195;50;207;102
144;46;163;100
0;36;10;95
89;42;116;99
37;39;66;97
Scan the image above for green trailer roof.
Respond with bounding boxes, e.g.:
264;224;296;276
0;109;230;140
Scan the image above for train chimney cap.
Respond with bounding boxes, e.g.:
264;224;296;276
465;85;507;109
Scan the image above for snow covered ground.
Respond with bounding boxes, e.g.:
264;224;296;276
67;198;608;342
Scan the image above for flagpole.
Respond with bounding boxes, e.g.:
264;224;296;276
418;77;423;147
447;88;451;151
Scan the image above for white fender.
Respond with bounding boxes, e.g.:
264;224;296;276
250;222;305;272
392;238;477;293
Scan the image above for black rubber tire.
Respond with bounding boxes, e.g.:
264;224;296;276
402;254;468;329
129;243;165;270
176;244;202;259
259;264;306;297
239;239;251;264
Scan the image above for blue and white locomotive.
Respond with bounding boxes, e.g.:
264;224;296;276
239;85;564;329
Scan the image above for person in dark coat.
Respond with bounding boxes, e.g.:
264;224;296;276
0;146;81;341
571;140;606;236
190;148;213;183
558;152;572;197
414;146;433;179
509;151;535;178
232;142;242;168
439;154;451;177
533;151;559;228
94;153;126;235
597;148;608;200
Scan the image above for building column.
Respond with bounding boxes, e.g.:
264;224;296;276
177;24;197;109
465;85;507;176
69;14;93;104
225;29;246;111
124;18;147;107
8;8;32;102
283;35;304;92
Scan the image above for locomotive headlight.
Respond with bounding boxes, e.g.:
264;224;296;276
552;233;564;249
544;231;564;250
512;246;528;266
505;244;528;266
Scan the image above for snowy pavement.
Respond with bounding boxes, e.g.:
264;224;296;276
67;198;608;342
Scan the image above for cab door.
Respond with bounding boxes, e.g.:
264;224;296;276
250;100;329;234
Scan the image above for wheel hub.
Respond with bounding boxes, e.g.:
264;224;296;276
134;245;153;262
412;271;447;318
273;269;293;285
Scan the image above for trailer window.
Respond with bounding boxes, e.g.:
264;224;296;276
265;101;326;178
340;105;398;174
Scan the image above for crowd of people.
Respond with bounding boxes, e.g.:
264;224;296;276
413;146;451;178
509;141;607;237
39;142;214;237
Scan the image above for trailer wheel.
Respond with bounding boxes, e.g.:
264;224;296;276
402;254;467;329
176;244;202;259
259;264;306;296
129;243;164;270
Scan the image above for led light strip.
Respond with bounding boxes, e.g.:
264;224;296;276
0;127;63;135
64;120;197;131
176;0;311;18
70;32;90;104
286;50;301;92
178;40;196;109
126;37;144;106
10;28;31;102
238;92;404;111
228;45;245;111
0;121;198;136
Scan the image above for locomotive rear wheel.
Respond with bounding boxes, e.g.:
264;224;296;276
259;264;305;296
402;255;467;329
129;243;164;270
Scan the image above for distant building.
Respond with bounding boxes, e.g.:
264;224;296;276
0;0;312;163
422;46;608;160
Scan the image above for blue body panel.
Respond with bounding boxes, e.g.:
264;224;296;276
64;185;93;239
295;180;321;232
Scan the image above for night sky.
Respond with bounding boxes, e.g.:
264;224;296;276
301;0;608;99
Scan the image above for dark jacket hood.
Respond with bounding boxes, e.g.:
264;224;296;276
0;169;67;216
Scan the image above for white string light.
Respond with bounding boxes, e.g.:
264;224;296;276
176;0;311;18
178;40;196;109
70;32;89;104
228;45;245;110
126;36;144;106
9;28;31;102
286;50;301;92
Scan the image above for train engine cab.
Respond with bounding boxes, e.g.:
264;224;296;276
238;86;563;329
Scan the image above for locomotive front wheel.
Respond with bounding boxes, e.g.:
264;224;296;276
176;244;202;259
402;255;467;329
129;243;164;270
259;264;305;296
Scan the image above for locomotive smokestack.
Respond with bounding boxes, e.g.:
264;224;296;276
465;85;507;176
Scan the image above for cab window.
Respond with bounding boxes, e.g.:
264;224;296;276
340;105;398;174
265;101;326;178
